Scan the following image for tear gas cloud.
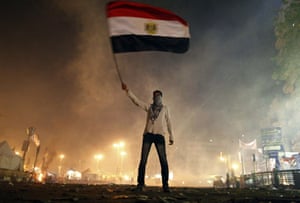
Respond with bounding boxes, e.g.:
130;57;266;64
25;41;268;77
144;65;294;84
0;0;283;185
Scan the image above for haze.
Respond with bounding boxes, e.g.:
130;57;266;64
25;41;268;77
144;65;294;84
0;0;282;185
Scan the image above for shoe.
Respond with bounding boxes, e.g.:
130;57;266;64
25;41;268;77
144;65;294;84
163;185;171;193
136;184;145;192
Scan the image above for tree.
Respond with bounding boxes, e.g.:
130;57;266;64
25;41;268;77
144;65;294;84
270;0;300;151
273;0;300;94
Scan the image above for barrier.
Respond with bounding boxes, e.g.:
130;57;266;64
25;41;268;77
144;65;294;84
241;169;300;189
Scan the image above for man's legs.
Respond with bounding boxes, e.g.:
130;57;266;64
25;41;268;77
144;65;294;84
137;133;152;187
154;135;170;191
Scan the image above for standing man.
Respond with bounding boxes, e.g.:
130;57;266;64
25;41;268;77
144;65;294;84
122;83;174;192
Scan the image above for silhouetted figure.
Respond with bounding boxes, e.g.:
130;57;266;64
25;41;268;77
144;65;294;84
226;172;230;188
122;83;174;192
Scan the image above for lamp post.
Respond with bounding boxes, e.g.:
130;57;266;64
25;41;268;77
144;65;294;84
113;141;125;176
219;152;231;187
220;152;241;188
120;151;127;176
94;154;104;174
219;152;231;173
58;154;65;177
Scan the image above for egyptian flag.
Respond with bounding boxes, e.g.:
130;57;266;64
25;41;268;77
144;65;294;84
106;1;190;53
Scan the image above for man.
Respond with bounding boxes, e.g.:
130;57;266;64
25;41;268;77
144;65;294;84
122;83;174;192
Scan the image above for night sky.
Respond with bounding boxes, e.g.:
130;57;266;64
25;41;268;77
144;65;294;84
0;0;282;185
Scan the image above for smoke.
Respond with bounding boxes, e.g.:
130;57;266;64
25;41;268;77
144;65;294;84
41;148;57;173
0;0;283;186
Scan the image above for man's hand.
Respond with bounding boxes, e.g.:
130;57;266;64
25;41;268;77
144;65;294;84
169;140;174;145
122;82;128;92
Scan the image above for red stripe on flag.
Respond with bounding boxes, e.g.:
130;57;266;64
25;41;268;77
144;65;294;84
107;1;188;26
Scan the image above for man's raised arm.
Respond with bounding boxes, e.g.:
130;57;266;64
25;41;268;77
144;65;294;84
122;83;148;111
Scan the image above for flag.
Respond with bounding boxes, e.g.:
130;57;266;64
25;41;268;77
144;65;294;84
239;139;257;150
106;1;190;53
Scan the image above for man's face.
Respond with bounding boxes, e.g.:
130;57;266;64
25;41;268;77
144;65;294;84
153;92;162;105
154;92;162;98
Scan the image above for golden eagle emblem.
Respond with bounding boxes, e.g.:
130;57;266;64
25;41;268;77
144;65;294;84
145;22;157;35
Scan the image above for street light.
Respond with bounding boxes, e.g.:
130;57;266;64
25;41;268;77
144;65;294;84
59;154;65;161
94;154;103;160
219;152;226;162
113;141;125;149
231;163;239;171
58;154;65;177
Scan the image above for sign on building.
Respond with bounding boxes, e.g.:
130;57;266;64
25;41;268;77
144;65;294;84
261;127;284;154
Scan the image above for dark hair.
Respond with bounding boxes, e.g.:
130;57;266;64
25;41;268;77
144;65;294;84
153;90;163;97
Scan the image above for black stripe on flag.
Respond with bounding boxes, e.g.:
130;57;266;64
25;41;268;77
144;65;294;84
111;35;189;54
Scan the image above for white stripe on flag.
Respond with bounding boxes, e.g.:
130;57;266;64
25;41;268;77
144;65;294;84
108;16;190;38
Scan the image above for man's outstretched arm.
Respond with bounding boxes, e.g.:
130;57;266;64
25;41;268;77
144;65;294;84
122;83;148;111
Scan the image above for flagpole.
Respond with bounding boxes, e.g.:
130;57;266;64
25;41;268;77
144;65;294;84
112;53;123;84
241;149;245;175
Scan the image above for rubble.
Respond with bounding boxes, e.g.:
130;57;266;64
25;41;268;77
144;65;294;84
1;182;300;203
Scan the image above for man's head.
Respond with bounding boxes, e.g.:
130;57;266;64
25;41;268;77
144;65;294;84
153;90;163;105
153;90;163;98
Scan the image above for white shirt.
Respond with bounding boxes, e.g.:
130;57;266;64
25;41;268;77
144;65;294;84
127;90;174;142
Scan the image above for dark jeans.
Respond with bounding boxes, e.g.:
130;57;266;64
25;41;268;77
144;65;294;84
137;133;169;187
